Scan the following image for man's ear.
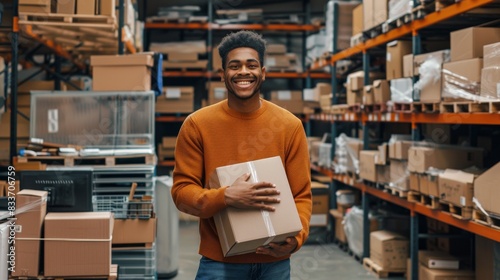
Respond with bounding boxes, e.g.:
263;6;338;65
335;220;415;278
261;66;266;81
219;70;224;82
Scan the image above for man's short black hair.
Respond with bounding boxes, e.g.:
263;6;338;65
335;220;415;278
218;30;266;70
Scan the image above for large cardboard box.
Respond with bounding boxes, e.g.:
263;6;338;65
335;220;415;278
76;0;95;15
409;172;421;192
370;230;409;271
442;58;483;101
44;212;114;277
352;4;363;35
450;27;500;62
359;151;378;182
474;162;500;215
438;169;476;207
483;42;500;68
304;83;332;102
386;41;412;80
12;190;47;277
414;50;450;102
19;0;50;13
418;250;459;270
407;146;483;173
363;0;387;31
418;263;475;280
208;156;302;257
112;218;156;245
91;54;153;91
421;170;441;197
311;182;329;226
99;0;115;16
156;87;194;113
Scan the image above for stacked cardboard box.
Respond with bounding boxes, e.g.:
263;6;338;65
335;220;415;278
270;90;304;114
388;140;411;191
156;86;194;113
417;250;474;279
359;150;390;183
149;41;207;70
363;0;387;31
369;230;409;272
310;181;329;226
206;81;227;105
481;41;500;99
19;0;51;13
265;44;302;72
346;71;384;106
414;50;450;103
474;162;500;218
157;137;176;160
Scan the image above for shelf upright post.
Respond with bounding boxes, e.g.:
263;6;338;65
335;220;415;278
9;0;19;165
54;55;61;90
207;0;213;72
118;0;125;54
330;1;339;160
362;51;370;150
142;0;148;51
411;31;421;142
362;191;370;259
410;211;419;280
303;0;312;89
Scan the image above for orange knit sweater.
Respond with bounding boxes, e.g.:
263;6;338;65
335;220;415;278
172;99;312;263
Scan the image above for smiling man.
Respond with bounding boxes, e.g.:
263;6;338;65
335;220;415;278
171;30;312;280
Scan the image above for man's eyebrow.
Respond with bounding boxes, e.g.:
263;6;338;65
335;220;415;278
228;58;259;64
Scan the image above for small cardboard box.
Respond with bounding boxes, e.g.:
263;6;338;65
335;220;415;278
418;250;459;270
12;190;48;277
438;169;477;207
418;263;475;280
208;156;303;257
311;182;329;226
442;58;483;101
44;212;114;277
156;87;194;113
373;80;390;104
480;67;500;99
56;0;76;14
112;218;156;245
423;171;441;197
99;0;115;16
474;162;500;215
450;27;500;62
346;140;363;174
330;209;347;243
403;54;414;77
363;0;374;31
363;85;374;105
91;54;153;91
483;42;500;68
266;44;287;54
407;146;483;173
390;159;409;191
389;140;412;160
167;52;199;62
377;164;391;185
370;230;409;271
376;143;388;165
409;172;421;192
270;90;302;101
386;40;412;80
76;0;95;15
359;151;378;182
207;81;227;105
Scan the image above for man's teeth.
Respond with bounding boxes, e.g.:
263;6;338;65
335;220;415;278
236;81;252;85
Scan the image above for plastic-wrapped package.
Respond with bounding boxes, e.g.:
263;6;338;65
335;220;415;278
387;0;412;23
390;78;413;103
325;1;359;53
333;133;363;174
343;206;378;257
480;66;500;99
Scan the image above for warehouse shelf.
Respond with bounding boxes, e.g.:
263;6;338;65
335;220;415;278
310;0;495;70
162;71;330;79
155;115;188;122
311;164;500;243
158;160;176;167
145;22;321;32
309;112;500;125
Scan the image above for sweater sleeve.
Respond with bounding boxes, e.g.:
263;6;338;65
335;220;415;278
286;121;312;252
171;116;228;219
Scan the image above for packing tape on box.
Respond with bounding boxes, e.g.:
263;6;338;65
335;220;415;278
2;197;49;221
442;69;494;102
246;162;277;245
473;197;491;218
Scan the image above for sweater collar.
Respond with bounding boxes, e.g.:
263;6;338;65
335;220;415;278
222;98;268;120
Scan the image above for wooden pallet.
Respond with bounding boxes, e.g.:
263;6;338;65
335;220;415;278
19;13;116;28
381;13;412;33
412;0;456;19
349;104;362;113
14;154;156;167
372;103;389;113
412;102;440;113
266;67;299;73
363;258;406;279
10;265;117;280
439;202;473;220
146;16;188;23
393;102;412;113
384;185;408;198
350;33;364;47
439;101;493;113
407;191;441;209
472;209;500;230
330;104;350;114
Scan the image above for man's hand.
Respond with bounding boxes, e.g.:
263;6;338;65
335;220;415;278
255;237;298;257
224;173;280;211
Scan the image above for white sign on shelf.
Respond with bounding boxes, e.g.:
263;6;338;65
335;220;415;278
214;88;226;99
165;88;181;99
277;90;292;100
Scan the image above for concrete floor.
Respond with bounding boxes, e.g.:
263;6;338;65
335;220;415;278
170;221;406;280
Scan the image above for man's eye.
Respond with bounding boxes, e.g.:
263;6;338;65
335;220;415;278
248;65;258;69
229;65;239;70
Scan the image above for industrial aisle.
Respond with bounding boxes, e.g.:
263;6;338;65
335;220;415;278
171;221;405;280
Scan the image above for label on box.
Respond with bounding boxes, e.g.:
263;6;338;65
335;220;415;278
267;57;276;67
214;88;226;99
238;12;248;21
48;109;59;133
497;83;500;97
387;53;391;62
277;90;292;100
303;88;315;101
165;88;181;99
460;196;466;206
310;214;327;226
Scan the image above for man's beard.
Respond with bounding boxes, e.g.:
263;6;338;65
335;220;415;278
226;86;261;100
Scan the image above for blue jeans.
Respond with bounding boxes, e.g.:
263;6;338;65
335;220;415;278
195;256;291;280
